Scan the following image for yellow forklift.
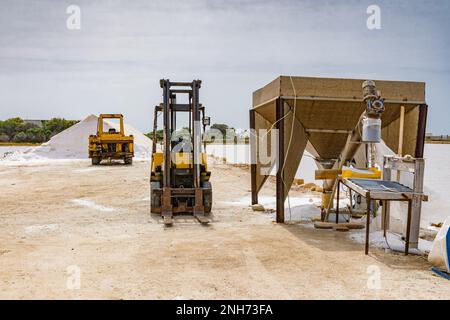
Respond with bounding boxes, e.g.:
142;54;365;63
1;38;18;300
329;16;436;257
150;79;212;225
89;114;134;165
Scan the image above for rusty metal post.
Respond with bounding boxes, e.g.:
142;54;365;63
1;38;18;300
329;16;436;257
249;109;258;205
276;98;285;223
192;80;202;189
415;104;428;158
161;79;171;189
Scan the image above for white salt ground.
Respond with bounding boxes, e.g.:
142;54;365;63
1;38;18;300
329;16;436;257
24;224;59;234
70;199;116;212
224;195;323;222
348;230;434;254
73;167;102;173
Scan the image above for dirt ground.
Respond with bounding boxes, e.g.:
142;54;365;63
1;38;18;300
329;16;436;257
0;159;448;299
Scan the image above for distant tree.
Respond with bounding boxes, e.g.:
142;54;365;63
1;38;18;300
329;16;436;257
26;127;47;143
0;117;24;140
12;132;27;143
43;118;78;138
0;117;78;143
210;123;229;136
0;133;9;142
146;129;164;142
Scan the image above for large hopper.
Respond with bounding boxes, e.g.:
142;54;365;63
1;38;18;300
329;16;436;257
250;76;428;222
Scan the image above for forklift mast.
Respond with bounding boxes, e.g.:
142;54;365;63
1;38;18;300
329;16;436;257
150;79;212;225
159;79;204;188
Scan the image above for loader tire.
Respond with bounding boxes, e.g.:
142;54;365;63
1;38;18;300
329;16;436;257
150;182;161;212
124;157;133;165
91;157;101;165
202;181;212;214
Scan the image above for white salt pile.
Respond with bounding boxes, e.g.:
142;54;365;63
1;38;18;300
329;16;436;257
3;114;152;161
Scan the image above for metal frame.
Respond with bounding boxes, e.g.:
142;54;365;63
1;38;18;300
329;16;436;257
335;175;427;255
382;155;426;248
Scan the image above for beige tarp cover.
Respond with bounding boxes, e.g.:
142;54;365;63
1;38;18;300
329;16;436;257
252;76;426;199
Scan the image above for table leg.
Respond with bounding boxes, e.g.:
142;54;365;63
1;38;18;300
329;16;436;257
365;195;371;255
405;199;412;256
382;200;387;238
348;189;353;222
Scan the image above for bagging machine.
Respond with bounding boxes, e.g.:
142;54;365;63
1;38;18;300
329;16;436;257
250;76;428;253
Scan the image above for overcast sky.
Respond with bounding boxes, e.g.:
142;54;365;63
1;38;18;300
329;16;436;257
0;0;449;133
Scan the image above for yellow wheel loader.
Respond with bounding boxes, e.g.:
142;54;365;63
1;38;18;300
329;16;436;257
150;79;212;226
89;114;134;165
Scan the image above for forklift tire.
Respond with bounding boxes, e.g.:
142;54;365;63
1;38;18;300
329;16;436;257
91;157;101;165
150;182;161;212
124;157;133;165
202;181;212;214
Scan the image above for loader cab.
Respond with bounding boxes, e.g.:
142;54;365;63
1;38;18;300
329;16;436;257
97;114;125;136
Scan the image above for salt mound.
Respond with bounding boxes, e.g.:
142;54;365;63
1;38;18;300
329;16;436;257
4;114;152;160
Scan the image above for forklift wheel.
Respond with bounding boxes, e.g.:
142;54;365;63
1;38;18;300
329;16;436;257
202;181;212;213
150;182;161;211
91;157;101;165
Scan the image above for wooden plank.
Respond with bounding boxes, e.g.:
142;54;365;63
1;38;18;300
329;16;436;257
315;169;342;180
252;76;281;107
398;106;405;155
278;76;425;102
314;221;365;230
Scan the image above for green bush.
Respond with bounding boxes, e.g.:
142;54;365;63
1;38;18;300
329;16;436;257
12;132;27;142
145;129;163;142
42;118;78;138
0;133;9;142
26;127;47;143
0;117;78;143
